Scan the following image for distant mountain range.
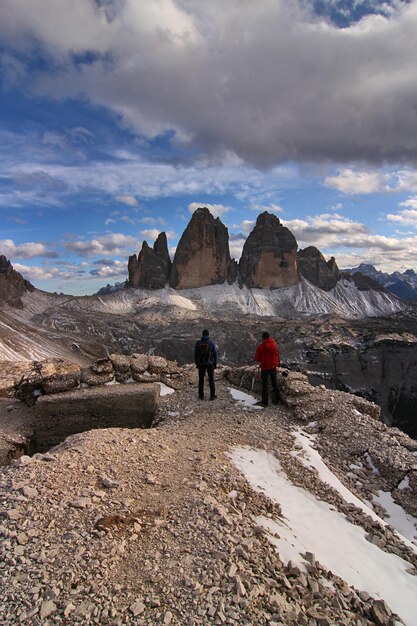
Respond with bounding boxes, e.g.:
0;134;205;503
345;264;417;301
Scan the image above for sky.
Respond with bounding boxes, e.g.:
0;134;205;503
1;0;417;295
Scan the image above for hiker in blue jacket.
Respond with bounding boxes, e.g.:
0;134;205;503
194;329;218;400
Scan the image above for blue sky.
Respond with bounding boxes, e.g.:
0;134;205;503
1;0;417;295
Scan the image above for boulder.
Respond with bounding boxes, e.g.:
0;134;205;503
128;233;171;289
41;362;81;394
297;247;339;291
239;212;299;288
110;354;132;382
170;207;233;289
34;383;160;451
80;367;114;386
0;362;35;398
131;354;149;374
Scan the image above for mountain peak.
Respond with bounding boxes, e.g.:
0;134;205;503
169;208;232;289
239;211;298;288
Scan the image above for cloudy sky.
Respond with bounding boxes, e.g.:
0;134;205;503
1;0;417;295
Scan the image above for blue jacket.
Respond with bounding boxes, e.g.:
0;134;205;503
194;336;218;367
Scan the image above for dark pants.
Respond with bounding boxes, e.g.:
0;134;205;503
198;365;215;399
261;368;279;405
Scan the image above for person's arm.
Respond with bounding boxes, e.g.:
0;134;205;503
194;341;199;366
254;344;262;363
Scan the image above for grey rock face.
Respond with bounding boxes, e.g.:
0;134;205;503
239;212;299;288
170;208;232;289
35;383;160;449
128;233;171;289
327;256;340;281
0;256;34;307
297;246;339;291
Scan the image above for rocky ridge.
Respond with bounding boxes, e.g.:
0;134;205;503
239;212;298;289
0;255;34;308
125;209;398;298
0;367;416;625
128;233;172;290
169;208;235;289
297;247;339;292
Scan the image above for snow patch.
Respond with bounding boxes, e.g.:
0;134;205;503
291;429;417;553
228;387;262;409
398;475;411;491
372;490;417;546
230;446;417;626
158;382;175;396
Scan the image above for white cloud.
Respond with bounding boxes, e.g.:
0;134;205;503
0;238;58;260
89;259;127;278
140;216;166;226
115;194;138;206
387;209;417;227
282;211;417;271
13;263;63;281
140;229;175;243
4;1;416;166
386;196;417;227
284;213;369;247
62;233;137;257
188;202;231;218
251;202;283;214
396;170;417;192
324;169;390;194
229;237;246;260
400;196;417;209
140;228;161;242
240;220;256;234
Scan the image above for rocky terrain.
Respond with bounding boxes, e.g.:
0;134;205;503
1;364;417;625
1;283;415;437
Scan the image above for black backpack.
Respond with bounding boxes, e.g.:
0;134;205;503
196;341;211;366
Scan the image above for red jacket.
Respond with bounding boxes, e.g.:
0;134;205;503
254;337;279;370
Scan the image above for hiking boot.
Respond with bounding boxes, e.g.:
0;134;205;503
255;401;268;407
198;395;204;400
210;395;217;400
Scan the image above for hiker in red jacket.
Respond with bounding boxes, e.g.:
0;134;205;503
254;331;280;406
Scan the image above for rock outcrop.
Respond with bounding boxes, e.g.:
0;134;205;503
0;256;34;307
128;232;171;289
298;246;339;291
170;207;233;289
239;212;299;288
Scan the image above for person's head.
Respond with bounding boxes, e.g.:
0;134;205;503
262;331;270;339
202;329;209;337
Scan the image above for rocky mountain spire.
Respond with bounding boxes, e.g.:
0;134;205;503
238;212;299;288
297;246;339;291
127;232;171;289
169;207;233;289
0;255;34;307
